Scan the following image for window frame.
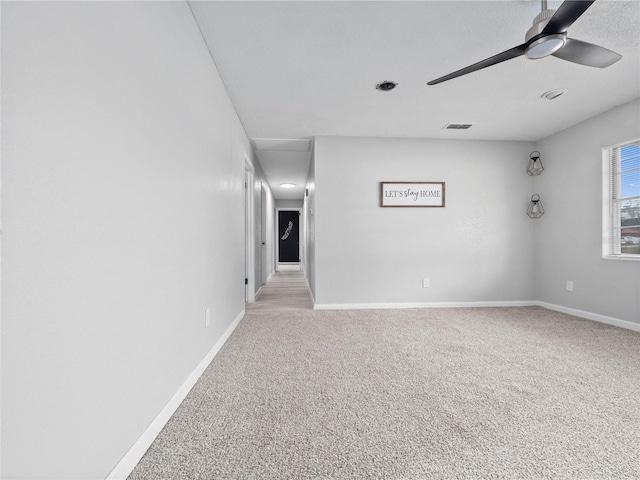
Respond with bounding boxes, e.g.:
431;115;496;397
602;138;640;262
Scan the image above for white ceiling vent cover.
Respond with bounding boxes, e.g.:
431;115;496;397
444;123;473;130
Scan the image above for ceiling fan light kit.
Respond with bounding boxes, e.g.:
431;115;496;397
427;0;622;85
525;34;566;59
525;7;567;59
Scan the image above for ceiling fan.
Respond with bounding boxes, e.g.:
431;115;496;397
427;0;622;86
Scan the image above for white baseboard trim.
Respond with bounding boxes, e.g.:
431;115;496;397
314;300;535;310
308;286;317;307
106;309;246;480
534;301;640;332
313;300;640;332
256;271;275;298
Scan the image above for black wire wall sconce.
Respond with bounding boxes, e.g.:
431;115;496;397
527;151;544;176
527;194;545;219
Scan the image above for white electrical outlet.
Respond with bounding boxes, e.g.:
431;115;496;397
205;307;211;328
566;281;574;292
422;278;430;288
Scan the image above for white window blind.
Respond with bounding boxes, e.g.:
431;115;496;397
604;139;640;259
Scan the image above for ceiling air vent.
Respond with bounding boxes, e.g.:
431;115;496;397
445;123;473;130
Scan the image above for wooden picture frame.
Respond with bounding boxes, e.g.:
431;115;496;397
380;182;445;207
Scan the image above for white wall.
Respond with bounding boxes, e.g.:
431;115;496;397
2;2;256;478
313;136;536;307
275;199;304;210
535;99;640;325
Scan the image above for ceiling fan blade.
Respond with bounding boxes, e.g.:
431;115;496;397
553;37;622;67
541;0;595;35
427;44;527;85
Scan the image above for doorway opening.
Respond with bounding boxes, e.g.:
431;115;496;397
276;209;301;272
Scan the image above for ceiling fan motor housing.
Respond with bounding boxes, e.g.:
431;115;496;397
526;9;557;41
525;9;567;59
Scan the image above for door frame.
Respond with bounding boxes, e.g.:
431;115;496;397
260;182;268;286
275;208;302;272
244;154;255;303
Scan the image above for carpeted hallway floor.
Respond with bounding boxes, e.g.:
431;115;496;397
128;307;640;479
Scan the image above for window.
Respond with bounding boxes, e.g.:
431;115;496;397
603;139;640;260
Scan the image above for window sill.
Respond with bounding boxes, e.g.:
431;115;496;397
603;254;640;262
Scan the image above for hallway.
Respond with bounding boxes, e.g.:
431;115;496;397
246;265;314;313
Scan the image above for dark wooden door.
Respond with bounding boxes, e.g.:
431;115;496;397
278;210;299;262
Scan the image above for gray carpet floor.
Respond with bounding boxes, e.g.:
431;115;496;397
128;307;640;479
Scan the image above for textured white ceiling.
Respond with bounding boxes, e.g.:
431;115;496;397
189;0;640;198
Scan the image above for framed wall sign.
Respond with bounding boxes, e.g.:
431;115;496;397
380;182;445;207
